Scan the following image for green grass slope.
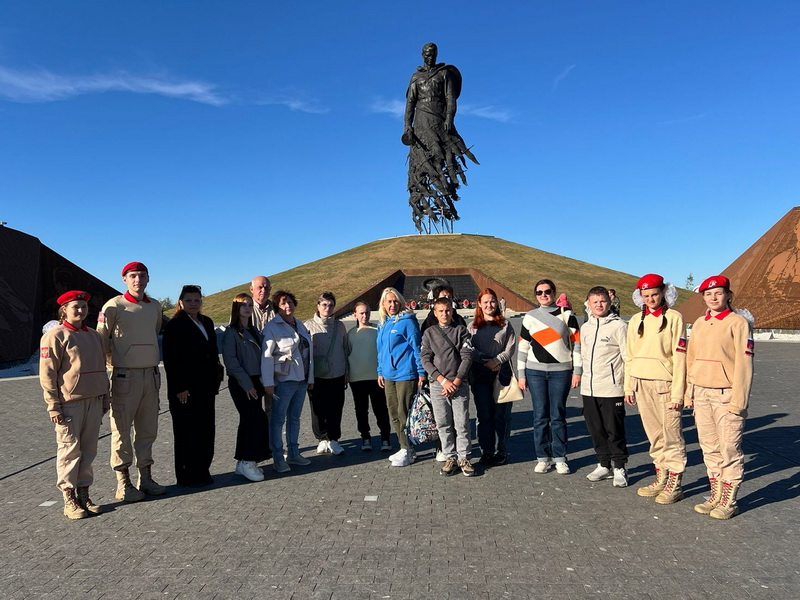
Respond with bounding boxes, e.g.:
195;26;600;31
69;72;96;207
203;234;691;322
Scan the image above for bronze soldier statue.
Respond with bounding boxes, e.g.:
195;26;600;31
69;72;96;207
403;43;479;233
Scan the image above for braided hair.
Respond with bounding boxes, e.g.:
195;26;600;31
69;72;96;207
637;285;669;337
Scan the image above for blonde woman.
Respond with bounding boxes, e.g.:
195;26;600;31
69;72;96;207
376;287;426;467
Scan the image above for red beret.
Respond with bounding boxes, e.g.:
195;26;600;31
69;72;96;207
698;275;730;293
636;274;664;290
121;261;148;276
57;290;91;306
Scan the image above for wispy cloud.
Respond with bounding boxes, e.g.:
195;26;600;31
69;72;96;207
553;64;577;91
370;97;405;118
459;103;512;123
0;65;229;105
657;112;709;126
254;92;329;114
370;96;511;123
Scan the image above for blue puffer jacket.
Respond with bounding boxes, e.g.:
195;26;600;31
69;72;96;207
376;312;425;381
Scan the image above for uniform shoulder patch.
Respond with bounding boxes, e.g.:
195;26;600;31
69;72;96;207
746;338;754;356
98;312;106;323
40;347;50;359
676;337;687;353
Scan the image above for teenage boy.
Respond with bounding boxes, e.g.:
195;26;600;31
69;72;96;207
347;302;392;452
579;286;630;487
420;285;467;333
421;297;475;476
97;262;165;502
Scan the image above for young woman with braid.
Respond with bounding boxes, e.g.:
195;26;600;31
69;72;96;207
685;276;754;519
624;274;688;504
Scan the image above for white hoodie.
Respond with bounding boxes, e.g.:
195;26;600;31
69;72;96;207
579;313;628;398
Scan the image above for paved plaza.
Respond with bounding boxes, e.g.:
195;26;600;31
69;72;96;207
1;338;799;599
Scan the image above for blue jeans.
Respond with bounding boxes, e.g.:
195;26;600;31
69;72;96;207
271;380;307;458
471;379;512;456
526;368;571;461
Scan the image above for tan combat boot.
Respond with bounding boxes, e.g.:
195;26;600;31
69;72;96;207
63;488;88;520
77;486;103;515
137;465;166;495
115;467;145;502
637;466;668;497
655;471;684;504
709;481;740;520
693;477;721;515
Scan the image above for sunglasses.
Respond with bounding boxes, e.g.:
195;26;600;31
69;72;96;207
181;284;202;295
535;289;554;296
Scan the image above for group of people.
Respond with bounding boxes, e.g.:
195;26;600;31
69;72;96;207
529;274;754;521
39;263;753;521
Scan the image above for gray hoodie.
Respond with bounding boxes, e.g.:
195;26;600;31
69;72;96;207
421;323;473;382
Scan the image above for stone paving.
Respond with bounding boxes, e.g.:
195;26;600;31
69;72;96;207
1;339;799;599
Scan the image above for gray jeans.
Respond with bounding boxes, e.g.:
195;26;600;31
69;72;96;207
429;381;471;460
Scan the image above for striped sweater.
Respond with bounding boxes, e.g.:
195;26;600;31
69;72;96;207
517;306;582;374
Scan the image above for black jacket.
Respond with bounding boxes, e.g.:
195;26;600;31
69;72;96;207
162;313;220;399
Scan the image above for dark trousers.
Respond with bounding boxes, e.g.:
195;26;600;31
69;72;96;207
582;395;628;468
350;380;391;441
308;375;346;441
169;392;215;486
471;379;512;456
229;376;271;462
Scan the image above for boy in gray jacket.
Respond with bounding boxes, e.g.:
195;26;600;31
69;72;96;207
580;286;630;487
421;298;475;476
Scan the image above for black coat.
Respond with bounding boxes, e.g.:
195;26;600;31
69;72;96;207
162;313;220;399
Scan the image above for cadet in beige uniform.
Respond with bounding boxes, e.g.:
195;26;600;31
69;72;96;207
97;262;165;502
685;275;754;519
40;290;110;519
624;274;687;505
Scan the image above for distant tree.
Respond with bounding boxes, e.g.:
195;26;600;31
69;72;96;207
160;297;175;312
685;273;695;290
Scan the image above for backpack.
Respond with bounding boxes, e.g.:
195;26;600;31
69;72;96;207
404;387;439;445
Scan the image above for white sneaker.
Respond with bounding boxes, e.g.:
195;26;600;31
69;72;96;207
436;451;447;462
328;440;344;455
273;459;291;473
381;440;392;452
534;460;552;474
390;449;416;467
285;454;311;466
613;468;629;488
316;440;330;454
555;461;570;475
389;448;405;461
586;464;613;482
236;460;265;482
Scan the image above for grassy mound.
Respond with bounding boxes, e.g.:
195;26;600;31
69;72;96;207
202;234;691;322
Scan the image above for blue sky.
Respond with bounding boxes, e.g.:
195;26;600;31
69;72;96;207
2;2;798;301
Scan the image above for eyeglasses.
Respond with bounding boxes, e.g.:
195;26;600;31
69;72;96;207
535;289;554;296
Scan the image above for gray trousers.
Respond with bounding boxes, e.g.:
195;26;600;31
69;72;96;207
429;381;471;460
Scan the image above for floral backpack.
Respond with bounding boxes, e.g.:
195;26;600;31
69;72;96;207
404;386;439;445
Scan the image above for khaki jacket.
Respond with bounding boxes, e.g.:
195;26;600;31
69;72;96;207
39;324;110;417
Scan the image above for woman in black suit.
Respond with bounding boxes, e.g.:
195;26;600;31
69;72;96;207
163;284;221;487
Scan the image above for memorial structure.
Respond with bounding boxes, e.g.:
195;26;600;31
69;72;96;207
403;43;479;234
0;226;119;363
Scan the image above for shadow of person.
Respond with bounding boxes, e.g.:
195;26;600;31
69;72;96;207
738;470;800;513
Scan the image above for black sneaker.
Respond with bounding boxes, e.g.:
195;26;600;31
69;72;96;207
479;453;495;465
440;457;459;476
492;453;508;465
